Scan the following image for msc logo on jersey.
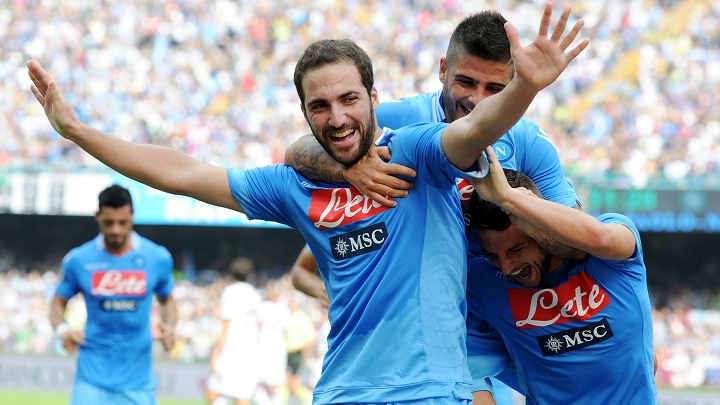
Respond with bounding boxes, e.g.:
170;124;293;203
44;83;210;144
91;270;148;296
100;299;139;312
309;187;389;230
537;317;614;356
330;223;387;260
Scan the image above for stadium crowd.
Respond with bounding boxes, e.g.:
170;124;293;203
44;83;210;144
0;0;719;189
0;266;719;392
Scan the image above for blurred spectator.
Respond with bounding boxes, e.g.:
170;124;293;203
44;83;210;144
0;0;718;190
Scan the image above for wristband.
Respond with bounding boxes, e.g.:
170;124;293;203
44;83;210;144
55;322;71;339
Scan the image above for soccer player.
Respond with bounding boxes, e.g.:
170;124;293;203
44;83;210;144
49;184;177;405
29;4;588;402
284;9;582;402
465;147;657;404
206;257;262;405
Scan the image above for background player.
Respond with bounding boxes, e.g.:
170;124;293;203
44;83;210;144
49;184;177;405
206;257;262;405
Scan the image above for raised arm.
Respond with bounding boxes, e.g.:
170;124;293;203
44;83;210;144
473;147;636;260
442;3;589;170
27;60;242;212
285;135;416;207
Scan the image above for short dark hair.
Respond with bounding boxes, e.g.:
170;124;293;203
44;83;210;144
98;185;133;211
228;256;254;282
446;11;511;67
293;39;374;105
469;169;541;231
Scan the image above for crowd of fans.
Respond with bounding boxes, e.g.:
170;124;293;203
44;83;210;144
1;0;719;189
0;266;719;391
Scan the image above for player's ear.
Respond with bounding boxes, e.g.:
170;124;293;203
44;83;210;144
439;57;448;83
370;86;379;110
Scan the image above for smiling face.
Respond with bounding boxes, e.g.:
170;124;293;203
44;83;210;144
477;226;556;288
439;54;514;122
301;62;379;166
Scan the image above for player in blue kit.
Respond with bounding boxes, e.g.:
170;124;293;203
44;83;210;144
464;147;657;404
285;10;582;402
29;4;588;403
49;185;177;405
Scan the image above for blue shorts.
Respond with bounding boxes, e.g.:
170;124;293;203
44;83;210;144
70;380;156;405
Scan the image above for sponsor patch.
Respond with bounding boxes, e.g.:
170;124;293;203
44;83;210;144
91;270;148;296
309;188;388;230
329;223;387;260
100;299;139;312
536;317;614;356
509;272;610;329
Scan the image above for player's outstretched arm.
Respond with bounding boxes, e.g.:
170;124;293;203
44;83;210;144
442;2;589;170
285;135;415;207
27;60;242;212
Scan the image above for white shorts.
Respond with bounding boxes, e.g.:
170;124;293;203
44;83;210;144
207;355;259;400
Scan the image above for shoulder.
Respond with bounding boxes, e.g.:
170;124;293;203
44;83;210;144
62;238;98;266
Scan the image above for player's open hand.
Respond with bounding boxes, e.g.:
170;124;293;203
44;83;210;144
470;147;513;207
27;59;81;139
61;330;85;354
505;2;590;92
343;145;416;207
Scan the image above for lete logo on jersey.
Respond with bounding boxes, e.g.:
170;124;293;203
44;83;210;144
508;272;610;329
91;270;148;296
309;187;389;230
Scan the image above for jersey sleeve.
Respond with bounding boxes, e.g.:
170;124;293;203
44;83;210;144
594;213;645;280
389;123;487;188
227;165;295;227
55;250;81;299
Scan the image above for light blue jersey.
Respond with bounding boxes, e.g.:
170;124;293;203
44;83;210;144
229;123;481;404
377;90;579;257
57;232;174;393
466;214;657;404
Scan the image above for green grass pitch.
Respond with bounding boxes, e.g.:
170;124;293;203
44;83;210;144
0;389;204;405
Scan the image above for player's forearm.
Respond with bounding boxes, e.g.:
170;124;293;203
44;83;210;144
284;134;345;182
159;296;178;329
291;267;323;299
444;78;538;169
502;191;632;259
467;76;538;147
48;299;67;328
514;218;585;259
66;123;202;195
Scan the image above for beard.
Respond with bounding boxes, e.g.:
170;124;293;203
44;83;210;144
536;250;554;282
313;108;377;168
104;234;127;250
